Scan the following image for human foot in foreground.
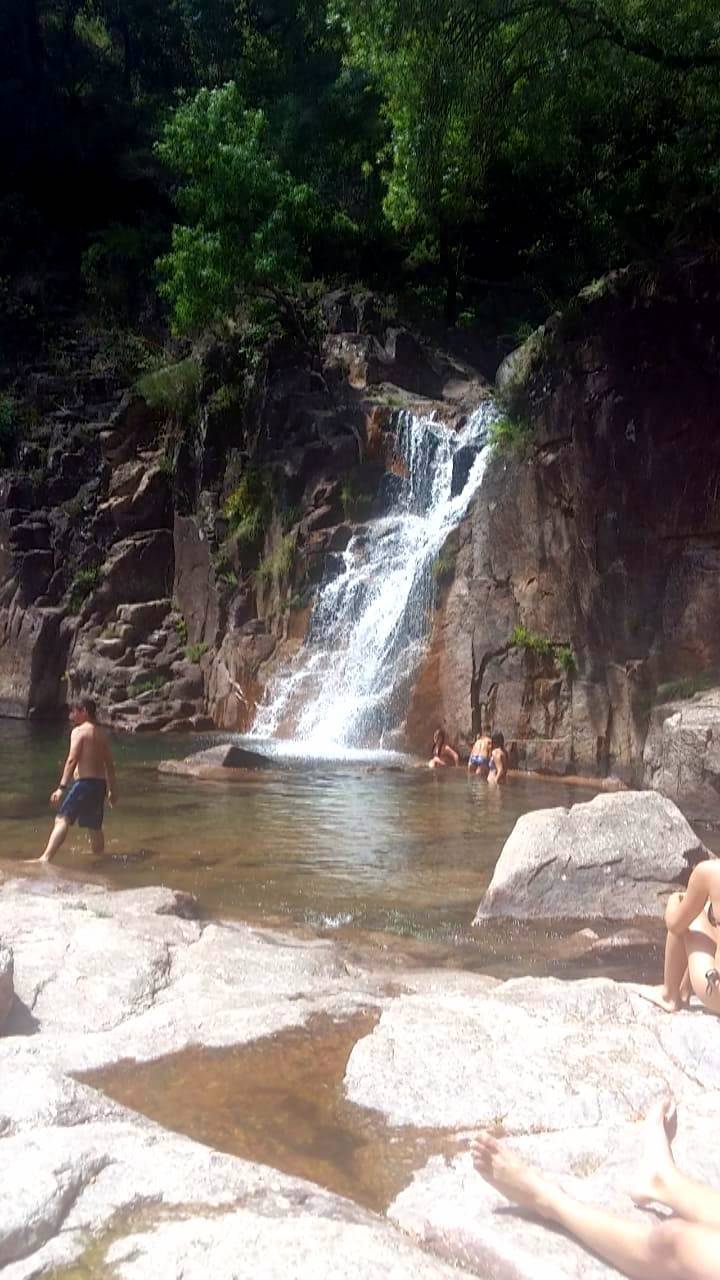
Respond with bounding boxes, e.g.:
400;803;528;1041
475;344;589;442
472;1134;559;1220
629;1098;678;1208
635;985;688;1014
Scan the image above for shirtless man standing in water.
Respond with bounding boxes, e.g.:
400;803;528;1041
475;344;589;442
32;697;117;862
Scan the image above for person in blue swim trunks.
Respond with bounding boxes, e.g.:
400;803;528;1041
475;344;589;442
468;728;492;777
32;697;118;863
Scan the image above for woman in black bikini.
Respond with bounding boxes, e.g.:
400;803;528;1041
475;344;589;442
641;858;720;1016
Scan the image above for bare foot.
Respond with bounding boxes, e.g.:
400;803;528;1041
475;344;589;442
629;1098;678;1208
635;985;684;1014
472;1135;559;1221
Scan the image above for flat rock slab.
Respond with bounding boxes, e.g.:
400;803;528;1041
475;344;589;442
0;941;13;1031
0;878;472;1279
473;790;709;922
0;1065;467;1280
345;976;720;1278
389;1100;720;1280
0;879;368;1073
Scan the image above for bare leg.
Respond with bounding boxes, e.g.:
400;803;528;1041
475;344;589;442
631;1099;720;1227
28;816;70;864
473;1135;720;1280
89;828;104;855
638;927;689;1012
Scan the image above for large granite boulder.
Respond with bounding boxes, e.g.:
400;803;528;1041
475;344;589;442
643;689;720;822
473;791;709;923
0;942;13;1031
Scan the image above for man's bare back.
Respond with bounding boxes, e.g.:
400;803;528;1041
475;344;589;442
71;721;114;781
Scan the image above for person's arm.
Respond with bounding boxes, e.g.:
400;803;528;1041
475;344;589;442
446;745;459;766
50;729;81;804
103;734;118;804
665;860;720;934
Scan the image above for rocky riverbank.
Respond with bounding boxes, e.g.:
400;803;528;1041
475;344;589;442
1;868;719;1279
2;261;720;819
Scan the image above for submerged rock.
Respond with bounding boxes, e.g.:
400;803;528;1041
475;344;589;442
473;790;709;923
159;742;274;777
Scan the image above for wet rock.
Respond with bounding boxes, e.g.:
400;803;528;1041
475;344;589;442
473;791;710;923
0;942;13;1031
160;743;272;776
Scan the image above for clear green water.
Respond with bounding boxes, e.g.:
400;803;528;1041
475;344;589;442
0;719;667;977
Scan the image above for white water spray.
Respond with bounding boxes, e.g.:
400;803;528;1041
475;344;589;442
251;402;496;749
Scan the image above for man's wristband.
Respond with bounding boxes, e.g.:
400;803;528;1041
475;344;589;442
57;783;68;792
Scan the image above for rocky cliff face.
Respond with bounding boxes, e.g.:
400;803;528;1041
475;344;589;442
406;259;720;803
0;298;485;733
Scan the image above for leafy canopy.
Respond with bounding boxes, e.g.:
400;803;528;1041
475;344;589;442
156;83;331;333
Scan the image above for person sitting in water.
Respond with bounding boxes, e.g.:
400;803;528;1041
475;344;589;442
428;728;459;769
488;731;509;784
468;728;492;778
639;858;720;1017
473;1097;719;1280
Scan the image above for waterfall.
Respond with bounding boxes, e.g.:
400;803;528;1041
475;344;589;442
250;401;496;750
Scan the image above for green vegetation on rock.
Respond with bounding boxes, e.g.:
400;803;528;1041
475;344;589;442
224;469;273;547
128;674;166;698
255;533;297;589
68;567;101;613
185;642;209;664
135;359;200;424
509;626;577;677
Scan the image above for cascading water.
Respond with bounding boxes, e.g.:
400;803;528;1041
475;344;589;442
250;401;497;751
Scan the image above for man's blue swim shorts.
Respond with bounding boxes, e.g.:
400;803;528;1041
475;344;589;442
58;778;107;830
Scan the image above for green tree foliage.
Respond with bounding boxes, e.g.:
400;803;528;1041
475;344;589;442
3;0;720;334
156;84;336;332
337;0;720;318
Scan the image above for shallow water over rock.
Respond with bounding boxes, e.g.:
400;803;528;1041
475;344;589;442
82;1012;465;1214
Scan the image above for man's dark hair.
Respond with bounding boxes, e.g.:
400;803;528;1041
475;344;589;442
74;696;97;722
491;731;505;749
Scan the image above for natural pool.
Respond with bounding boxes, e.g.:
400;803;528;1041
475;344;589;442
1;717;679;1225
0;718;652;977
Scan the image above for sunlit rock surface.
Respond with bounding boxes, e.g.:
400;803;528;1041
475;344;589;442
473;791;709;923
0;877;471;1279
346;977;720;1278
2;875;718;1279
